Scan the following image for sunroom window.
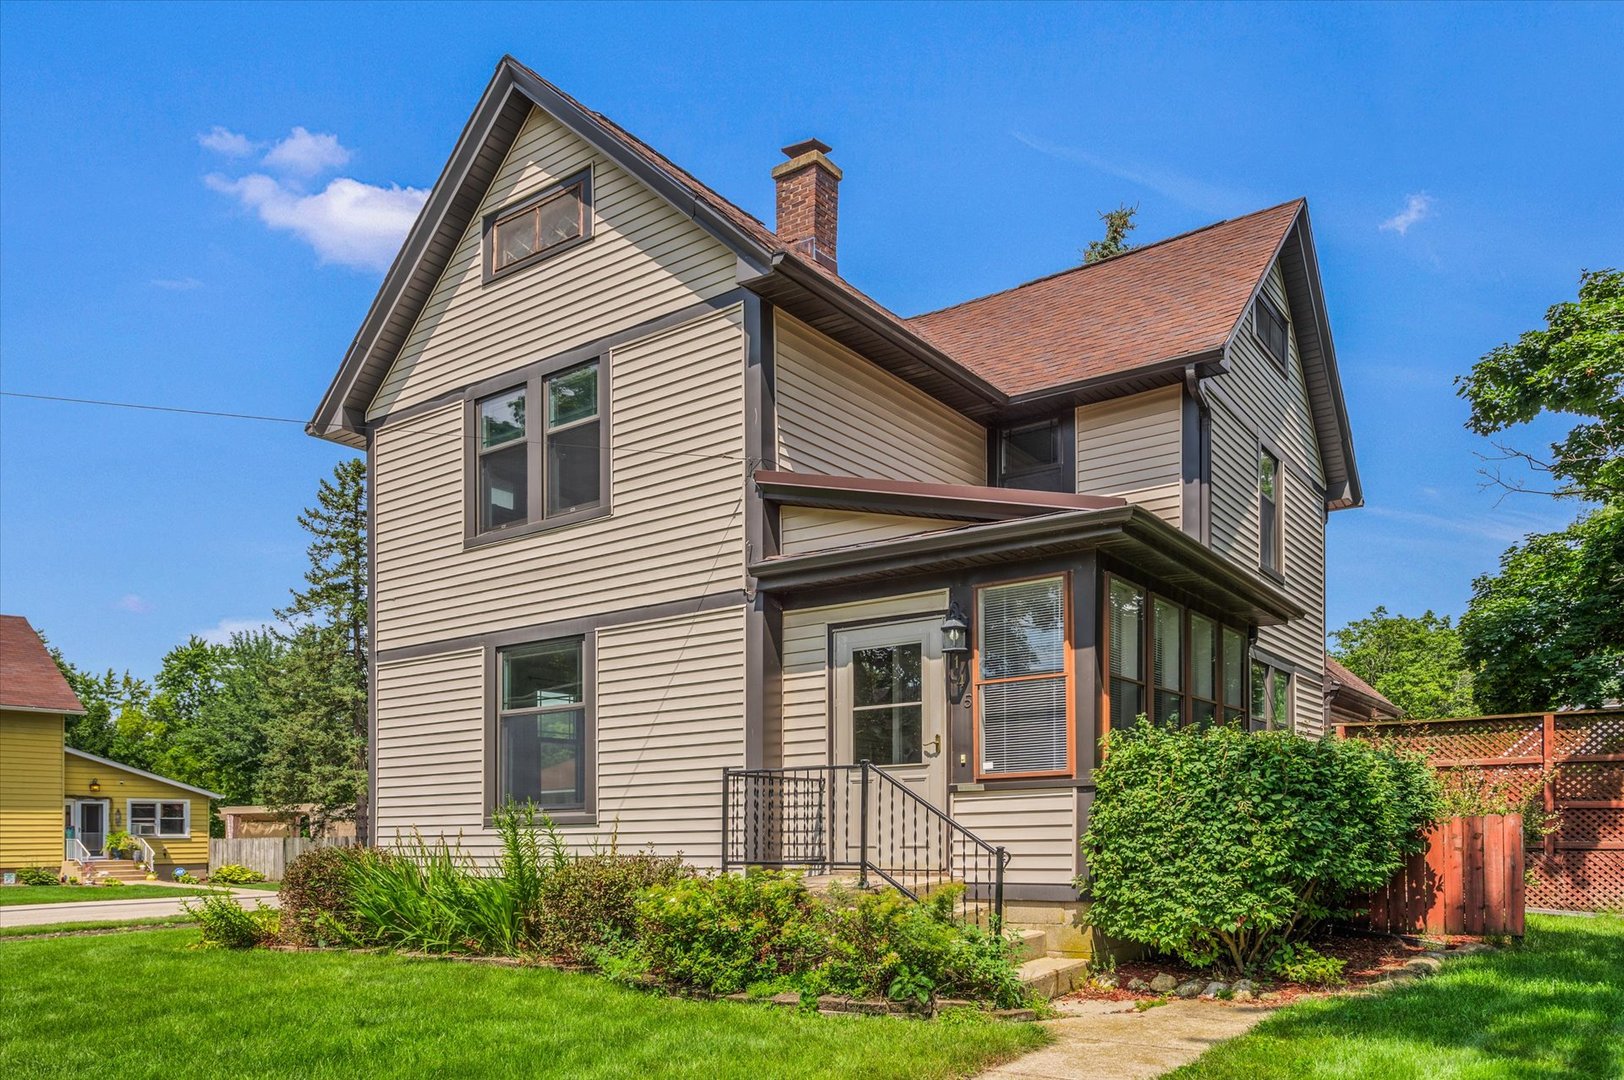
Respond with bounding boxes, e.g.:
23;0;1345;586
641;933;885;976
976;576;1070;777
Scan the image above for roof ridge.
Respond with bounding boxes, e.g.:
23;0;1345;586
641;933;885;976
908;198;1305;322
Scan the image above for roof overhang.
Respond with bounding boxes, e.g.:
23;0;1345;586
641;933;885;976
755;469;1127;521
65;747;224;800
0;702;85;717
751;504;1303;625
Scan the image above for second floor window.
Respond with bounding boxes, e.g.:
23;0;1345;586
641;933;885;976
475;360;604;536
1258;450;1282;575
1254;294;1289;371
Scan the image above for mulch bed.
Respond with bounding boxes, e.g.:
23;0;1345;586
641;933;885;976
1063;927;1486;1006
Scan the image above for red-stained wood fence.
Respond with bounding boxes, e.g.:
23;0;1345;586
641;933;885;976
1360;814;1525;936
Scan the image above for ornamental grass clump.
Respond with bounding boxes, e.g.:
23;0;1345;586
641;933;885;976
1082;723;1439;973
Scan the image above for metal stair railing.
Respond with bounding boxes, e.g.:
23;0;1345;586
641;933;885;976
722;761;1010;929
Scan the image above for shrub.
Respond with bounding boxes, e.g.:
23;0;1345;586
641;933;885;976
211;864;268;885
1268;943;1346;986
340;835;520;955
279;845;363;946
185;890;280;949
1083;723;1439;973
532;852;688;963
16;866;59;886
633;870;826;995
101;877;125;887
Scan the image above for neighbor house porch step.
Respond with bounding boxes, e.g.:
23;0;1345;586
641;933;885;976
1017;955;1091;999
81;859;152;882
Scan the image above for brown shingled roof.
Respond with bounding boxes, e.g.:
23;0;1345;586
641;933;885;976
909;201;1304;397
0;614;84;714
1324;654;1401;719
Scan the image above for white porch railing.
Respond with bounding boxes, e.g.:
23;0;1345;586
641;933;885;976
133;836;157;873
66;837;91;868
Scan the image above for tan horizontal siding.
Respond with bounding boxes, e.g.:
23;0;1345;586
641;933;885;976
948;788;1078;889
0;711;65;868
372;305;746;651
369;106;737;418
779;507;959;555
780;592;949;769
1077;385;1182;525
373;610;745;866
1217;264;1325;483
775;312;986;484
1258;473;1328;736
61;754;210;869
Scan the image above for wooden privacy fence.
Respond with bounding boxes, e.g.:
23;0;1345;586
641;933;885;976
1360;814;1525;936
209;837;354;880
1341;709;1624;913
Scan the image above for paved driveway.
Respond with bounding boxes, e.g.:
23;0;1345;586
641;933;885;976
0;890;279;928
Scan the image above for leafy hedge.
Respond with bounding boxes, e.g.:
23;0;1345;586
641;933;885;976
1082;724;1439;972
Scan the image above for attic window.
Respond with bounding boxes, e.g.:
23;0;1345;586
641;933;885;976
1254;293;1289;371
484;169;593;281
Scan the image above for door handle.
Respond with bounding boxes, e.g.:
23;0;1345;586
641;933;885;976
931;734;942;755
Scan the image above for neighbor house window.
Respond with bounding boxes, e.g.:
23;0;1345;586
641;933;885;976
498;639;587;811
976;576;1071;777
1254;293;1289;371
129;800;188;838
485;170;592;279
1250;660;1293;732
473;359;606;538
1258;450;1282;575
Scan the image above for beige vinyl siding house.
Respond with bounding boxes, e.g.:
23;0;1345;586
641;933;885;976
311;59;1365;953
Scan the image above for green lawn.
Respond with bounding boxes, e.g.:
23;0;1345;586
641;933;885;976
0;929;1048;1079
0;885;207;906
0;915;196;938
1170;914;1624;1079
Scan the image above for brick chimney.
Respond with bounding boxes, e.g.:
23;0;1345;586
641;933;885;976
772;139;841;272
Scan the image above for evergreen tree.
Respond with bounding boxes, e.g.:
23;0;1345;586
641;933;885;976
1083;203;1139;265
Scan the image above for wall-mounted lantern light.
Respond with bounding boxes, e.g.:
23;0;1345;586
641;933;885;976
88;778;101;793
942;602;970;706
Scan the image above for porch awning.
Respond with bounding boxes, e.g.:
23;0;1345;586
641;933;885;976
750;503;1304;626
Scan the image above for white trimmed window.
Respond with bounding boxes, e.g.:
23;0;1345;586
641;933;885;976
129;799;189;838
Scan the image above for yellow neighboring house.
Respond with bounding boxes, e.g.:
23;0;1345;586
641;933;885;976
1;615;218;879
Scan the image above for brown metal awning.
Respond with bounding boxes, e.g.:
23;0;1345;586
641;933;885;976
750;504;1303;626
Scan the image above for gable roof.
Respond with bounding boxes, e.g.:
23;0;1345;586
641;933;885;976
309;58;1359;508
1324;654;1402;719
910;201;1302;397
0;614;83;715
64;747;223;800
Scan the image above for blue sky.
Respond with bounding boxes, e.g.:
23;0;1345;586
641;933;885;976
2;2;1620;676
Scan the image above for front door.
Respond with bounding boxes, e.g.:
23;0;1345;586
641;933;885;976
72;800;109;856
834;617;948;806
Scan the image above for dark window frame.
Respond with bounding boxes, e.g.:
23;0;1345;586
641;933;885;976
1253;292;1290;372
485;634;597;826
1258;446;1284;579
1249;654;1294;732
481;167;594;284
464;354;611;548
992;413;1074;493
972;573;1075;781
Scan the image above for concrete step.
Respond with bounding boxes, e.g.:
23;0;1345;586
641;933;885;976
1018;955;1091;999
1012;928;1048;963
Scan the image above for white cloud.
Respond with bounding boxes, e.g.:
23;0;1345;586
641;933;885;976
262;126;351;177
1381;193;1434;236
196;617;284;645
1011;131;1253;217
114;594;152;614
205;172;428;272
198;126;260;157
150;276;203;291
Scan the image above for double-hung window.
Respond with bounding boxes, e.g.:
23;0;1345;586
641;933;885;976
1250;660;1293;732
497;639;589;814
1258;450;1282;575
975;576;1071;777
129;799;188;838
1254;293;1289;371
473;359;606;538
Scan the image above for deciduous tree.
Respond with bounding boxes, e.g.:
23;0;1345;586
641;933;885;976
1329;607;1476;719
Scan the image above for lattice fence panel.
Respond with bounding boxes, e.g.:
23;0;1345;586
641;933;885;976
1553;712;1624;757
1526;851;1624;911
1554;762;1624;803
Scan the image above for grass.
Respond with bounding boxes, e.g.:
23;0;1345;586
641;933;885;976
0;929;1048;1079
1169;914;1624;1079
0;885;208;906
0;915;196;938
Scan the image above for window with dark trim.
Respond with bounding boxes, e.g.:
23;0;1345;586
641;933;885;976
975;576;1072;778
474;359;605;537
1254;293;1289;371
1105;573;1250;733
1258;449;1282;575
1221;626;1247;725
1189;613;1219;727
1151;596;1183;725
1250;660;1292;732
485;170;592;280
1107;578;1145;733
999;419;1059;475
497;638;588;811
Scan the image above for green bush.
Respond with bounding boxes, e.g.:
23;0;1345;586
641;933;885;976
533;852;688;964
341;835;521;955
1268;942;1346;986
279;845;363;946
16;866;60;886
633;870;827;995
185;890;280;949
1083;723;1439;973
210;864;268;885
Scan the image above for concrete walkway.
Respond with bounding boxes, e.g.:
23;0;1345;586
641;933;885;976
980;998;1273;1080
0;890;279;928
